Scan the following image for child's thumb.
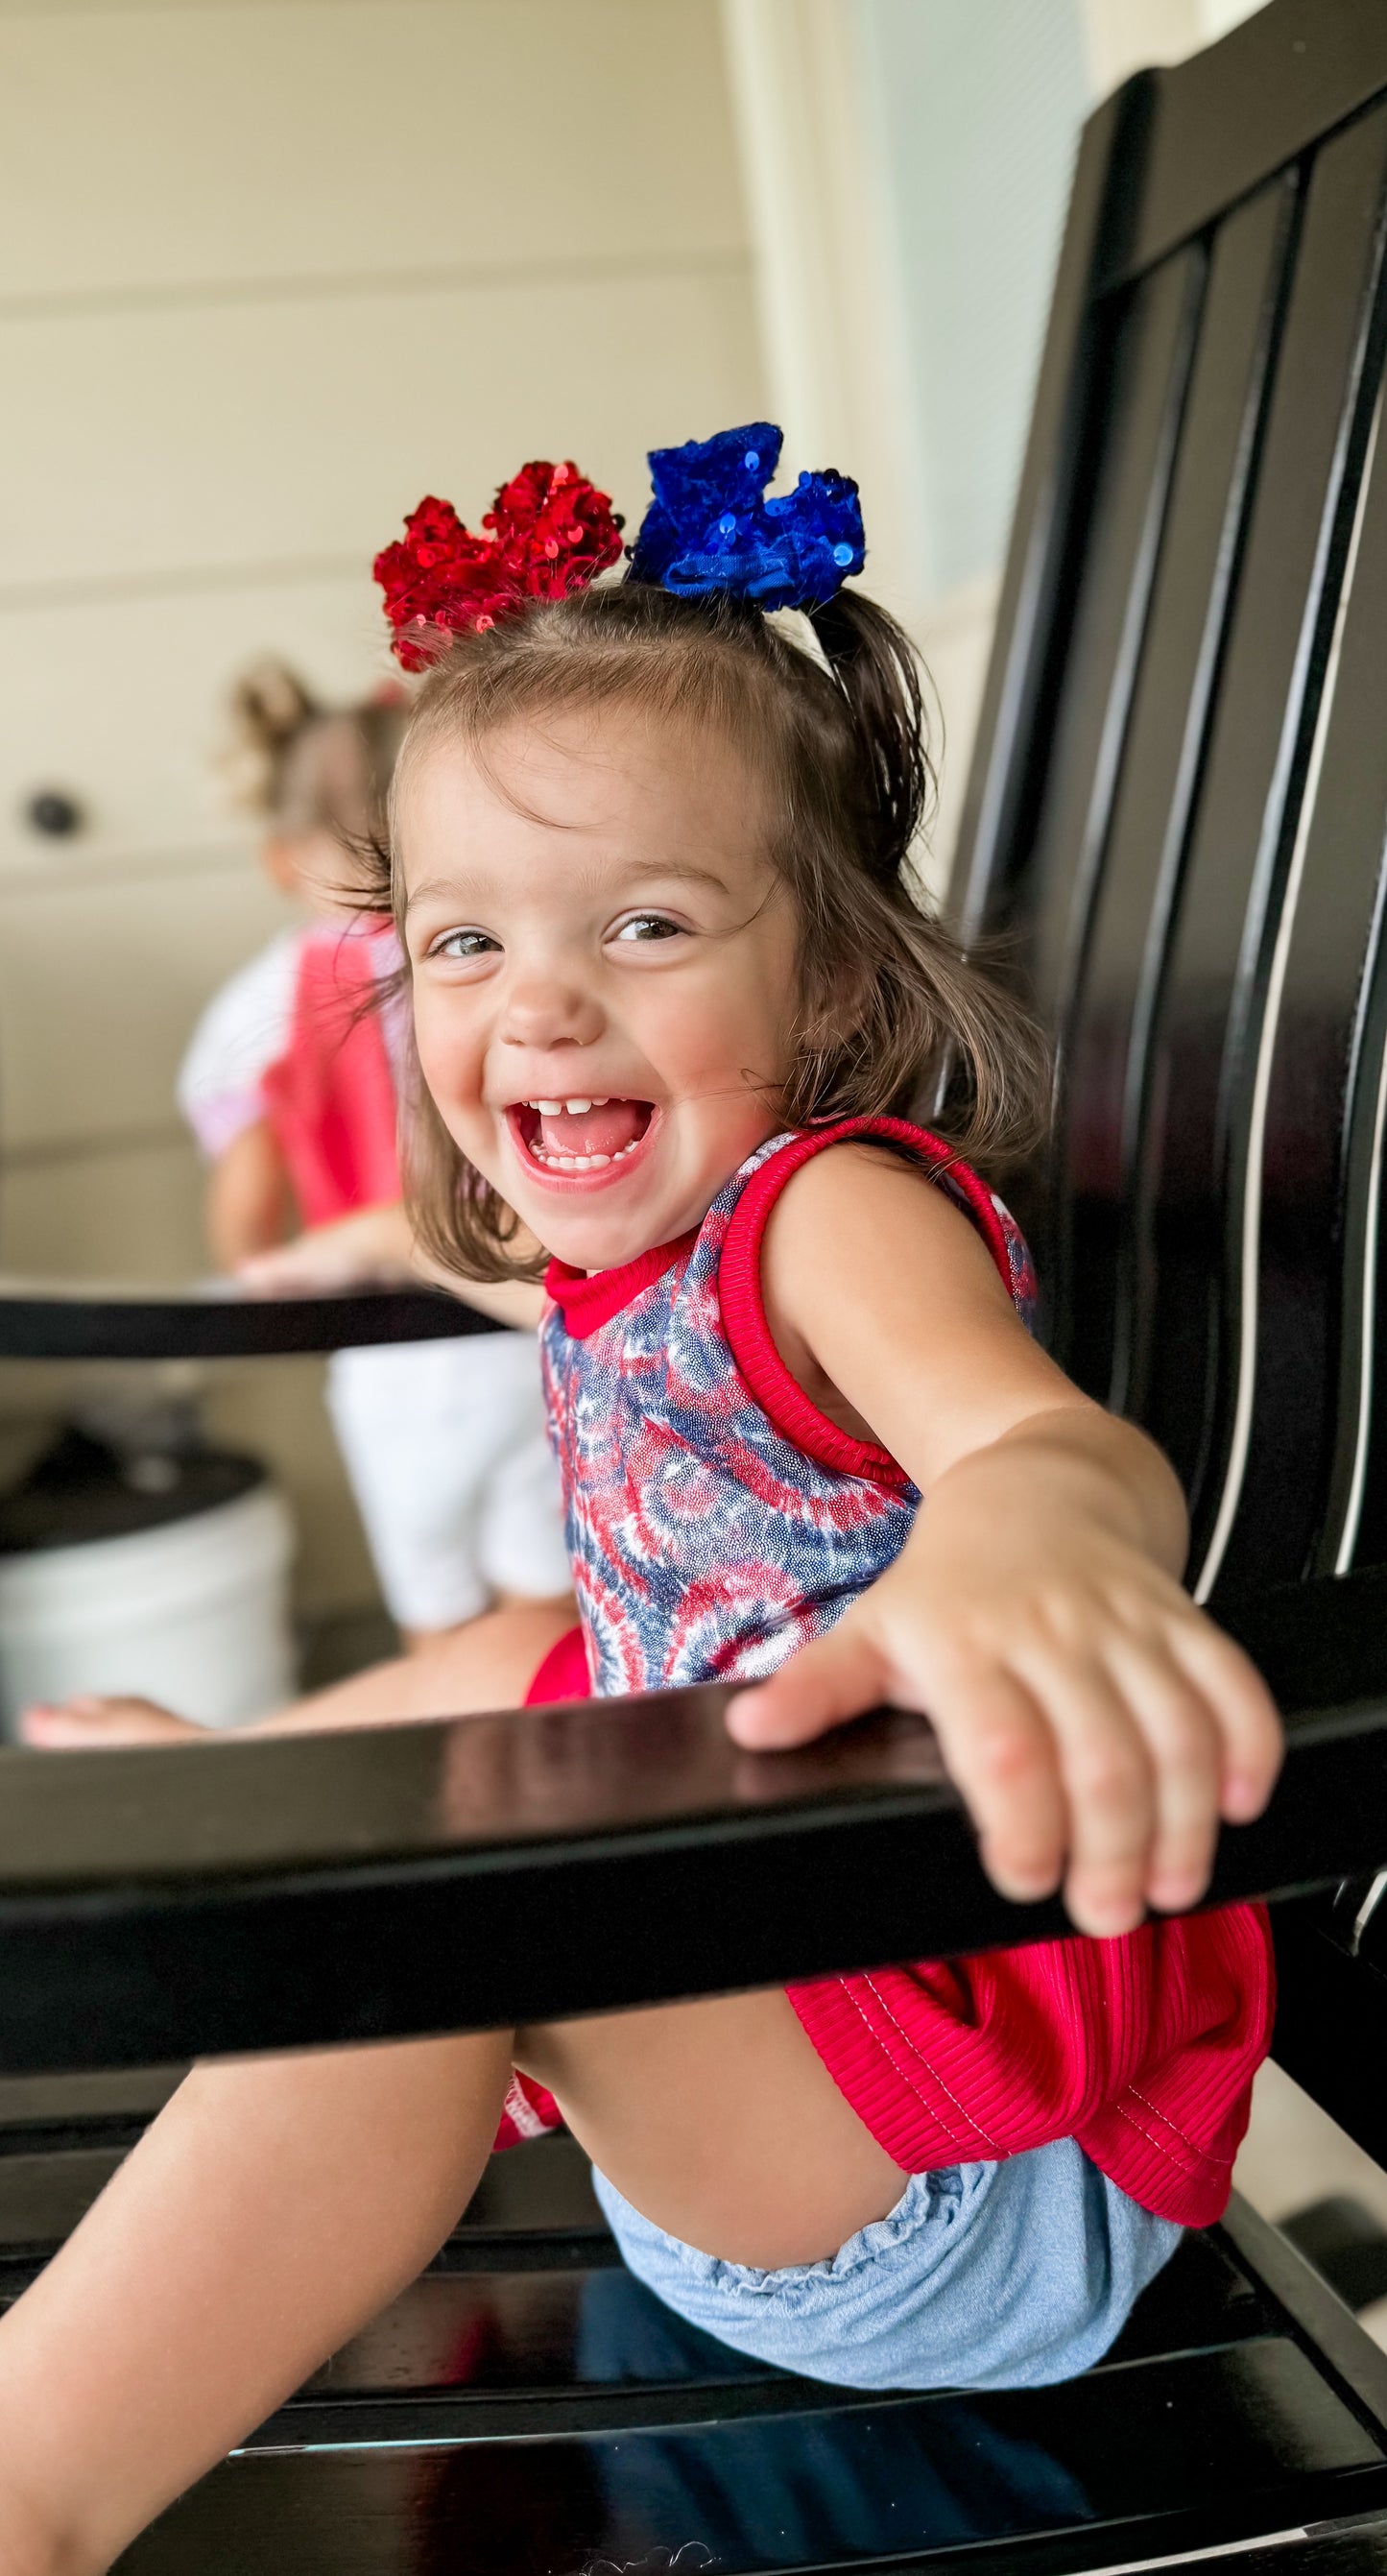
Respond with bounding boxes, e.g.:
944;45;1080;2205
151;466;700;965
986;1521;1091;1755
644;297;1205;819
726;1622;893;1749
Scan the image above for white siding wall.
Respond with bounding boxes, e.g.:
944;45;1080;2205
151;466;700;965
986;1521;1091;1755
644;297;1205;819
0;0;763;1615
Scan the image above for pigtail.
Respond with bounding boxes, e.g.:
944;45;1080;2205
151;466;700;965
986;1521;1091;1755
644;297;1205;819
221;658;321;819
808;590;935;881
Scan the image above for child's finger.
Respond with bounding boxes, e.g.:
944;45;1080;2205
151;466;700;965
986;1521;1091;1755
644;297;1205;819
726;1622;894;1748
1103;1638;1222;1913
926;1667;1067;1903
1013;1649;1155;1937
1165;1621;1283;1821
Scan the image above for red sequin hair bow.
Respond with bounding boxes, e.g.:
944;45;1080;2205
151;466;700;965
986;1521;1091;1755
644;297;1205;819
373;460;625;670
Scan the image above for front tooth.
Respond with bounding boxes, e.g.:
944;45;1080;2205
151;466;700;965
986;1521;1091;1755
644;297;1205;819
564;1097;593;1114
533;1099;563;1116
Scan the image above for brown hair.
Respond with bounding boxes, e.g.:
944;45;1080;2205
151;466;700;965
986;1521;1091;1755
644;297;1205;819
370;583;1048;1283
222;656;407;852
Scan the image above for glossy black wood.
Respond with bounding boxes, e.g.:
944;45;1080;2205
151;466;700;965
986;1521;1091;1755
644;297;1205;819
1057;175;1298;1406
1101;0;1387;295
1272;1892;1387;2174
1017;246;1205;1043
119;2311;1387;2575
112;2183;1387;2572
0;1278;494;1361
955;6;1387;1609
1140;103;1387;1567
0;2088;1368;2576
1218;349;1387;1592
0;1570;1378;2073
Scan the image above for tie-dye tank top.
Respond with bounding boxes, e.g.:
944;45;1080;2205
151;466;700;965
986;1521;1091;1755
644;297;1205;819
539;1118;1036;1695
531;1116;1274;2226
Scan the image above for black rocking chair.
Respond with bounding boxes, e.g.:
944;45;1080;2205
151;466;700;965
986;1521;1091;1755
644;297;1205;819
4;2;1387;2567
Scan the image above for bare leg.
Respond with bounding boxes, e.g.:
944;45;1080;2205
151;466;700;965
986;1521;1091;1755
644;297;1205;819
0;1988;899;2575
19;1596;575;1750
0;2032;514;2576
398;1587;573;1653
517;1987;904;2269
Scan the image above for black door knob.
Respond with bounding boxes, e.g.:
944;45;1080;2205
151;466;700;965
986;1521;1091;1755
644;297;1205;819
23;790;84;838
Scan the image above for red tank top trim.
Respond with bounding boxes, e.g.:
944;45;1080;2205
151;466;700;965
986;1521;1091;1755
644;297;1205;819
718;1119;1011;1491
545;1232;698;1337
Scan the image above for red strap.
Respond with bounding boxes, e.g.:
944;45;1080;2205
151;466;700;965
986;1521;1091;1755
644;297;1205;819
718;1117;1012;1490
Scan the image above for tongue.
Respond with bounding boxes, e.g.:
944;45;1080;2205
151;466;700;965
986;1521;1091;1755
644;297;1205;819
538;1100;647;1158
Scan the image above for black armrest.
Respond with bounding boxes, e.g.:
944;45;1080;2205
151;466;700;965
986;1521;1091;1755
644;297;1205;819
0;1276;501;1361
0;1568;1382;2075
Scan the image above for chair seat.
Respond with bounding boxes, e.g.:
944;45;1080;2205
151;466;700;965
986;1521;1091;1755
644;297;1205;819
2;2084;1384;2576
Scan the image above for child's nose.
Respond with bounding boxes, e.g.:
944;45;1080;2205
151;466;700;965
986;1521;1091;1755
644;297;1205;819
500;969;605;1052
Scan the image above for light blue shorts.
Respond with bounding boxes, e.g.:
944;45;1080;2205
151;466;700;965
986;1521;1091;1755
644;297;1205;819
591;2137;1181;2393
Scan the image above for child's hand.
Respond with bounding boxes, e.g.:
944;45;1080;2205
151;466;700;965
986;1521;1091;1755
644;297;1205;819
236;1203;417;1295
729;1417;1283;1940
235;1206;545;1328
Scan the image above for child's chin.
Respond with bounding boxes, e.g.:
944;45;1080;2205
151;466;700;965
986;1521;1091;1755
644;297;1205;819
537;1202;659;1272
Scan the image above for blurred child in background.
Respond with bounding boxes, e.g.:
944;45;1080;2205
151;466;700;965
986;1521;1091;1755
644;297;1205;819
178;660;572;1650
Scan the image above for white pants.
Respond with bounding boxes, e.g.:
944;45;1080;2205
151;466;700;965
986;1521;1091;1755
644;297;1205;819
324;1333;570;1632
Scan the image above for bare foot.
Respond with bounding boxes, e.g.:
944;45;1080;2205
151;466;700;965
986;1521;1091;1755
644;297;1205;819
20;1695;207;1750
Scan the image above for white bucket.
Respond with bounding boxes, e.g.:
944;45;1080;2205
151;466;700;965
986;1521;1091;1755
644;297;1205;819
0;1481;297;1734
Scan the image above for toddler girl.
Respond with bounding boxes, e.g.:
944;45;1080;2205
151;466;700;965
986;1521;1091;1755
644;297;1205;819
0;429;1282;2574
179;660;570;1649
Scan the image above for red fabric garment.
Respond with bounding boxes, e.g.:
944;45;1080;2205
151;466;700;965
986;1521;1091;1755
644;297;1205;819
259;925;400;1224
786;1910;1271;2227
492;2068;564;2152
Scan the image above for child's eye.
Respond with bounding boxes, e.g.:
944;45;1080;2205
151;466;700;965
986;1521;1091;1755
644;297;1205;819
612;913;682;944
430;928;499;961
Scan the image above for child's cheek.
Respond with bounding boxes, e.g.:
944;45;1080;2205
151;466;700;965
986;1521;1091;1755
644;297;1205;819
414;999;476;1122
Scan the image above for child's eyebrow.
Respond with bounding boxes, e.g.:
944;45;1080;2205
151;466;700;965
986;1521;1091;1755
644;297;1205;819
402;875;474;916
404;856;733;913
612;857;732;894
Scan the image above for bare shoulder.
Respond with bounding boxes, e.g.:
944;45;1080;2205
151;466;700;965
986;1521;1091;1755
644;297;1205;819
762;1140;1012;1312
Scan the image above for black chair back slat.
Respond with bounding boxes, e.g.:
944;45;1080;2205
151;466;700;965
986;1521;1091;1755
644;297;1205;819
1105;1;1387;294
1121;106;1387;1571
950;83;1153;952
1210;370;1387;1595
1053;177;1300;1395
1334;856;1387;1572
1015;246;1206;1046
1339;992;1387;1569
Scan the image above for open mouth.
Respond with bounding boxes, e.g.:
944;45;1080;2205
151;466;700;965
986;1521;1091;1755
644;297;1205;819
508;1096;656;1175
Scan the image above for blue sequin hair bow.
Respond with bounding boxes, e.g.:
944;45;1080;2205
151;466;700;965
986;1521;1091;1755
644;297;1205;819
628;422;864;611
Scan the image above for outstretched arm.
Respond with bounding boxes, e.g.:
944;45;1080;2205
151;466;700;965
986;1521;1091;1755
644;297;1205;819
729;1144;1282;1938
234;1197;544;1328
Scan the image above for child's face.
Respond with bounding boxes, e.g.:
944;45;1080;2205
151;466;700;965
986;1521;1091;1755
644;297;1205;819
399;703;801;1270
